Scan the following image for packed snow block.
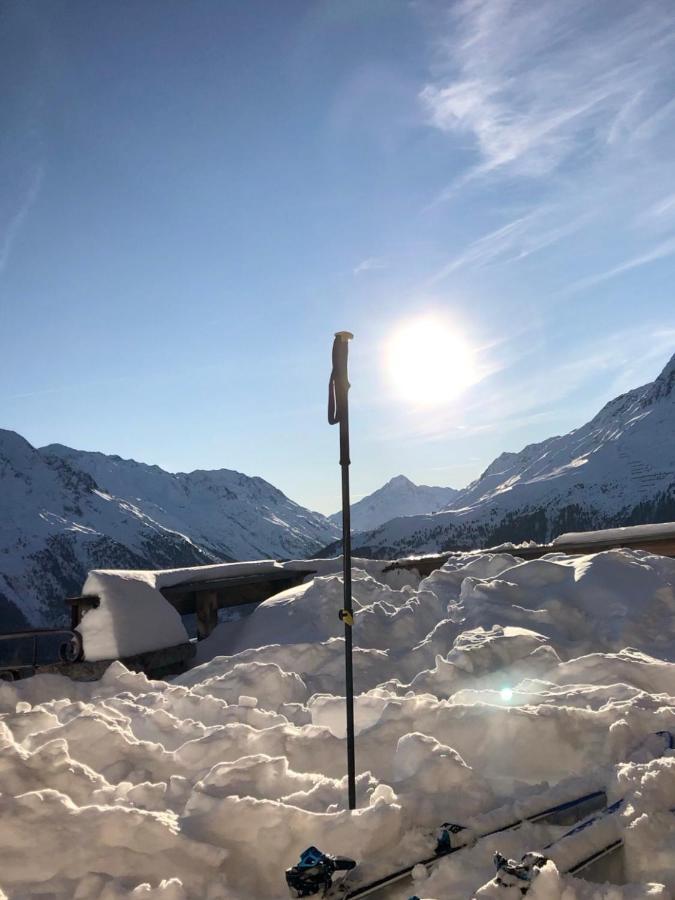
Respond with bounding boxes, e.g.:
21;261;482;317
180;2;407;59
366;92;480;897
78;570;189;661
554;522;675;547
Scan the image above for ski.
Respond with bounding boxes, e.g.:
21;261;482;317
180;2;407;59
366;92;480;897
487;731;674;894
286;786;607;898
488;798;625;893
285;731;673;900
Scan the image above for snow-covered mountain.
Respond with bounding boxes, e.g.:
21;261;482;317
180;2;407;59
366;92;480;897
330;474;459;532
0;432;339;627
346;352;675;558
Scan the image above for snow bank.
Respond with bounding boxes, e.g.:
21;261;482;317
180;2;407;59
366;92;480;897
78;556;419;661
78;560;290;659
79;570;189;661
3;549;675;897
554;521;675;546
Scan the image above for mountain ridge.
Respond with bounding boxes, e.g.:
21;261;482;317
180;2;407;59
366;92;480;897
0;432;338;627
330;474;459;532
328;352;675;558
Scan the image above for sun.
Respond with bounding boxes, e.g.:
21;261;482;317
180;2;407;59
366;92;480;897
384;315;478;407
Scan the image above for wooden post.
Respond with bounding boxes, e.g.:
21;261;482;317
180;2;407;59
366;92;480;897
196;590;218;640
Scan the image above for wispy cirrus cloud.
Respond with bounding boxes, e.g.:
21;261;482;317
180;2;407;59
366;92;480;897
417;1;675;293
375;323;675;449
421;1;675;181
423;206;588;287
0;164;44;275
563;233;675;294
640;192;675;222
353;256;387;276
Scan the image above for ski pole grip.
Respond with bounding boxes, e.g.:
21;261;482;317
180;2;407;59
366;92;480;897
328;332;353;427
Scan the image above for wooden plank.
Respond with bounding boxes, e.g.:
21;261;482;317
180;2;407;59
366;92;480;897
161;569;316;616
196;590;218;640
65;595;100;629
160;568;315;599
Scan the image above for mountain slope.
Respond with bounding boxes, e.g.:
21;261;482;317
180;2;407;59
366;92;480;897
43;444;338;562
330;474;459;532
0;432;338;627
348;353;675;558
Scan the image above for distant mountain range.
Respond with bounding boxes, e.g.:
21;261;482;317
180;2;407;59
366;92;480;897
330;474;459;532
0;433;339;628
3;351;674;627
340;351;675;558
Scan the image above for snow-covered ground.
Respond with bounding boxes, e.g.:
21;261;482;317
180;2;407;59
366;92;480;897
2;548;675;898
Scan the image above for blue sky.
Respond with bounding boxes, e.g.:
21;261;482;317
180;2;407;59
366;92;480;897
2;0;675;514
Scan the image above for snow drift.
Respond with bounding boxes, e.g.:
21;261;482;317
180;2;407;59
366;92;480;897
1;548;675;898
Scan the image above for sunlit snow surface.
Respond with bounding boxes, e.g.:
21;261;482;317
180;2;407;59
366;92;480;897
2;549;675;898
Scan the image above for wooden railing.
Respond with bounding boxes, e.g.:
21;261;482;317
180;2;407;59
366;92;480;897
385;533;675;577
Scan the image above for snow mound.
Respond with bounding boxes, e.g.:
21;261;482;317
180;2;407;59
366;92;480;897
1;549;675;897
80;570;189;661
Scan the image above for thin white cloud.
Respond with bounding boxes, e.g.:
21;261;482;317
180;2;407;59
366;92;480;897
416;1;675;296
564;234;675;294
373;323;675;447
423;207;588;287
353;256;387;276
421;1;675;181
0;164;45;275
642;192;675;220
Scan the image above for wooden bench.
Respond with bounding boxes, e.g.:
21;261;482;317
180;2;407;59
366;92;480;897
160;568;316;639
68;568;316;641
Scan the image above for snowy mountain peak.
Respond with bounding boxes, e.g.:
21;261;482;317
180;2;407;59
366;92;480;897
643;350;675;404
1;429;40;467
385;474;415;488
331;474;460;532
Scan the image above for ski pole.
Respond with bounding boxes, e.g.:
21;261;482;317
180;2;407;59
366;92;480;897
328;330;356;810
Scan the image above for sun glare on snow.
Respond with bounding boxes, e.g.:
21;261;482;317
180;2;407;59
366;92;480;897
384;315;478;407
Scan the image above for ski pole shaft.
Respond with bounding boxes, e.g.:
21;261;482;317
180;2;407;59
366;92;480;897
340;400;356;811
328;330;356;811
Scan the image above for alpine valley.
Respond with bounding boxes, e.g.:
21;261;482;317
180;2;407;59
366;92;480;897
0;432;339;627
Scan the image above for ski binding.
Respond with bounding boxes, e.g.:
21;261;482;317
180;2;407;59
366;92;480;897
286;846;356;898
